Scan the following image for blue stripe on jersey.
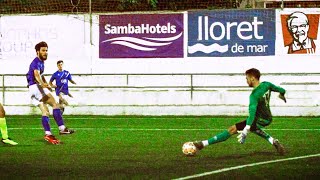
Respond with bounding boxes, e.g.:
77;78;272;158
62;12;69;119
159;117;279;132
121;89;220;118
50;70;71;96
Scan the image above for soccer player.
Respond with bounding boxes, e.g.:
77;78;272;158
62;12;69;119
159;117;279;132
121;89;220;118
0;103;18;145
49;60;76;114
193;68;287;155
26;41;74;145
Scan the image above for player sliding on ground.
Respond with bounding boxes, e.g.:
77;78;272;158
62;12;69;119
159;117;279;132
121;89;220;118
193;68;286;155
26;41;75;145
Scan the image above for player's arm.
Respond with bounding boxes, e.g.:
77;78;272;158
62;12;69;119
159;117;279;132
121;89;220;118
268;82;286;103
246;94;258;126
34;70;48;88
67;73;76;85
237;95;258;144
68;75;75;97
49;75;57;88
41;75;49;84
69;79;76;85
42;74;53;91
49;81;57;88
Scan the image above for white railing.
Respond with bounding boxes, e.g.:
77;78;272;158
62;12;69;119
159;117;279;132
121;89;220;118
1;73;319;116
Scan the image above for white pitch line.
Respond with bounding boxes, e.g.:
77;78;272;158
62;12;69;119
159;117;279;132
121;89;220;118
9;127;320;131
173;153;320;180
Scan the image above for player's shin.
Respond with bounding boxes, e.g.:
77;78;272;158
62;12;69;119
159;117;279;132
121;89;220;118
253;128;273;144
207;130;231;145
0;117;9;139
53;109;66;131
42;116;52;135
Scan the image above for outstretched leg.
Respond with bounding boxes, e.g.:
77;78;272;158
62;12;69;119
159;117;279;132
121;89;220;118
253;128;285;155
193;123;239;150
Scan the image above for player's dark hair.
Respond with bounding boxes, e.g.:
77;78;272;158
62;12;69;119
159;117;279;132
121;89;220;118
57;60;64;65
245;68;260;80
35;41;48;51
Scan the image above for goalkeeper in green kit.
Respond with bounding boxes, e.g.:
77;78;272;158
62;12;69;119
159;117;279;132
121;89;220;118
193;68;286;155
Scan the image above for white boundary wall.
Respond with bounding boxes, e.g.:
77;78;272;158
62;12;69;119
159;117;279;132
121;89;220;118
2;73;320;116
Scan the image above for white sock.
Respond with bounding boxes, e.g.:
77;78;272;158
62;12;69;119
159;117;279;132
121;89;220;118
202;140;209;147
45;131;52;135
268;137;274;144
59;125;66;131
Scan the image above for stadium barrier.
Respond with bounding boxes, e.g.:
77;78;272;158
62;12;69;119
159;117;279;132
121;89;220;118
1;73;319;116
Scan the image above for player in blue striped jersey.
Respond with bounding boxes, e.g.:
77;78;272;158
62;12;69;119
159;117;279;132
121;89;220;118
49;60;76;114
26;41;74;145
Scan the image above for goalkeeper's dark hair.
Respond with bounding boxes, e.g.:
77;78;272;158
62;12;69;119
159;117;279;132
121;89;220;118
35;41;48;51
57;60;64;65
245;68;260;80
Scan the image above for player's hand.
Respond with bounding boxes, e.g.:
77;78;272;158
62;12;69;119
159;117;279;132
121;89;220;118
237;125;250;144
47;87;53;92
40;83;49;88
41;83;52;92
278;93;286;103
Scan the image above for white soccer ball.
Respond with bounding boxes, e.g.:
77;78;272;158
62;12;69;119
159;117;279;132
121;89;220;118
182;142;197;156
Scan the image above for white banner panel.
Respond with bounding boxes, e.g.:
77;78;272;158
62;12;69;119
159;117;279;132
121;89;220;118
0;15;89;73
276;8;320;55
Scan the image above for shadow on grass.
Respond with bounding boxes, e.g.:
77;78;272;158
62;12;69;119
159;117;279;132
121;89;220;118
197;151;282;161
34;139;64;145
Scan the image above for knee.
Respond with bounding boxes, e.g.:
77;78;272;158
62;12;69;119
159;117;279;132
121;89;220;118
42;111;50;117
227;125;238;135
0;109;5;118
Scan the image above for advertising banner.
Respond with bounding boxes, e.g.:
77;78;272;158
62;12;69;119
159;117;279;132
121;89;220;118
99;14;184;58
0;15;86;61
188;9;275;57
277;9;320;55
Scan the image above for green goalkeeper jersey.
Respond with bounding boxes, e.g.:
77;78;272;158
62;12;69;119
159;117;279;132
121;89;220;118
247;81;286;126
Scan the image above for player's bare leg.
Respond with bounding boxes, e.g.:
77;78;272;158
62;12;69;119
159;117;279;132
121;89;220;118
59;94;69;106
58;93;68;114
58;103;65;115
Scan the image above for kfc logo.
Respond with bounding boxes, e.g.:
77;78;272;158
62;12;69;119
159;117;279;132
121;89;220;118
281;12;319;54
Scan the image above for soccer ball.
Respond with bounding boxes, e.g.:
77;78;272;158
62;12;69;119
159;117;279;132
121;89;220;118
182;142;197;156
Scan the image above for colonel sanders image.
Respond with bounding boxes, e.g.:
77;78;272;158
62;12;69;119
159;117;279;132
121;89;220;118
286;12;316;54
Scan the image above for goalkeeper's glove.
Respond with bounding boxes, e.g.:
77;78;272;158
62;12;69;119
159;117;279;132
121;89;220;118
278;93;286;103
237;125;250;144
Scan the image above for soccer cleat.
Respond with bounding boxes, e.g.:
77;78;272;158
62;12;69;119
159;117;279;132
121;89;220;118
1;138;18;145
59;127;75;135
193;141;204;151
44;135;60;145
273;139;285;155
